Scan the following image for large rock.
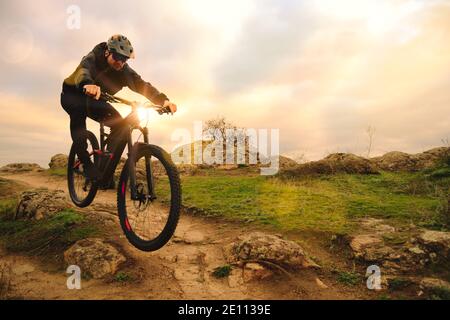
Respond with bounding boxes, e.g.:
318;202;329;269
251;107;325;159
350;234;383;255
279;156;298;170
416;230;450;259
349;225;450;272
413;147;450;170
223;232;319;269
48;154;68;169
371;147;450;172
0;163;44;173
64;238;126;279
350;219;412;266
371;152;417;171
349;234;399;262
280;153;379;176
420;277;450;291
177;164;199;176
15;189;69;220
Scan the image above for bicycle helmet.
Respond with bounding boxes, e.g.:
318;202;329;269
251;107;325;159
107;34;135;59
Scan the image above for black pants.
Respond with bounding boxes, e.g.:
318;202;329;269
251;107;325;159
60;89;123;164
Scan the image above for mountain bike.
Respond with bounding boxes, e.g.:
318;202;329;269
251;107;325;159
67;92;181;252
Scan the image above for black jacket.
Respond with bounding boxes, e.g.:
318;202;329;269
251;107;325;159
63;42;169;105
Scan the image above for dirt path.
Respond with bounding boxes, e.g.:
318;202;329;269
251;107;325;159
0;171;368;300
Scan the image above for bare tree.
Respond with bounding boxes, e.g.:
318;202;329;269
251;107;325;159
203;116;236;141
366;125;376;158
203;116;249;145
203;116;255;164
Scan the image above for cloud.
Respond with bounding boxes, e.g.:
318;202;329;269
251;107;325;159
212;0;317;95
0;0;449;167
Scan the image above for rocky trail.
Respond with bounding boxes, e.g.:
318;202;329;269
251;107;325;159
0;171;371;300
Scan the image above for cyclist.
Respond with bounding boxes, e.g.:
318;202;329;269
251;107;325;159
61;34;177;182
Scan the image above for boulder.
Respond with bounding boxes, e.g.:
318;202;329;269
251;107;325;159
223;232;319;269
15;189;70;220
416;230;450;259
0;163;44;173
371;147;450;172
349;234;395;262
279;156;298;170
280;153;379;177
48;154;68;169
350;234;383;254
172;140;264;167
64;238;126;279
413;147;450;170
349;227;450;272
420;278;450;291
176;164;198;176
371;151;417;171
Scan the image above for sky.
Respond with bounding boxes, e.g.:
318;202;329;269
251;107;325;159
0;0;449;167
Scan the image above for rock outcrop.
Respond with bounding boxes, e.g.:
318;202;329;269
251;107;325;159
280;153;379;176
64;238;126;279
15;189;70;220
415;230;450;260
0;163;44;173
348;219;450;273
223;232;319;269
371;147;450;172
48;154;68;169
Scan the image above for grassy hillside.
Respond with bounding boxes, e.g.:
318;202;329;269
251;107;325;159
177;170;449;234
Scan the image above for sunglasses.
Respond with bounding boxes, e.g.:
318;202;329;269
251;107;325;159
111;51;129;63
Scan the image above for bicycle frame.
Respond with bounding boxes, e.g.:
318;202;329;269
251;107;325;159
93;97;161;201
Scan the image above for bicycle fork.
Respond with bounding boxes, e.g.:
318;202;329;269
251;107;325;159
128;127;156;201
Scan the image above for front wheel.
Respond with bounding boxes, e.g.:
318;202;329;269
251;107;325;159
117;144;181;252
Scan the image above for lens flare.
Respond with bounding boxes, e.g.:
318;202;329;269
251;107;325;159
137;105;158;124
137;106;149;122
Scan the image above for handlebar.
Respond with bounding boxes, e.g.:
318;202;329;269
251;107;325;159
83;88;172;115
100;92;172;115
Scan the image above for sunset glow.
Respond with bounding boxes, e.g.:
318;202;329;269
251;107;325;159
0;0;449;166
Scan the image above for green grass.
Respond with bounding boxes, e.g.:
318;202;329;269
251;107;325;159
0;198;18;220
212;265;233;278
388;278;414;291
336;271;361;286
177;171;449;234
0;208;99;256
114;272;133;282
429;286;450;300
47;168;67;177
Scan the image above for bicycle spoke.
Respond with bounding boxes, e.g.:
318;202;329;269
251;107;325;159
68;136;99;207
123;156;172;242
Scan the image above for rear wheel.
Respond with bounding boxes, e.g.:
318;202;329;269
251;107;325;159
67;131;99;208
117;144;181;251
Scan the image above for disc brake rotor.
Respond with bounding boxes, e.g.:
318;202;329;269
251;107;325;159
133;183;150;211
